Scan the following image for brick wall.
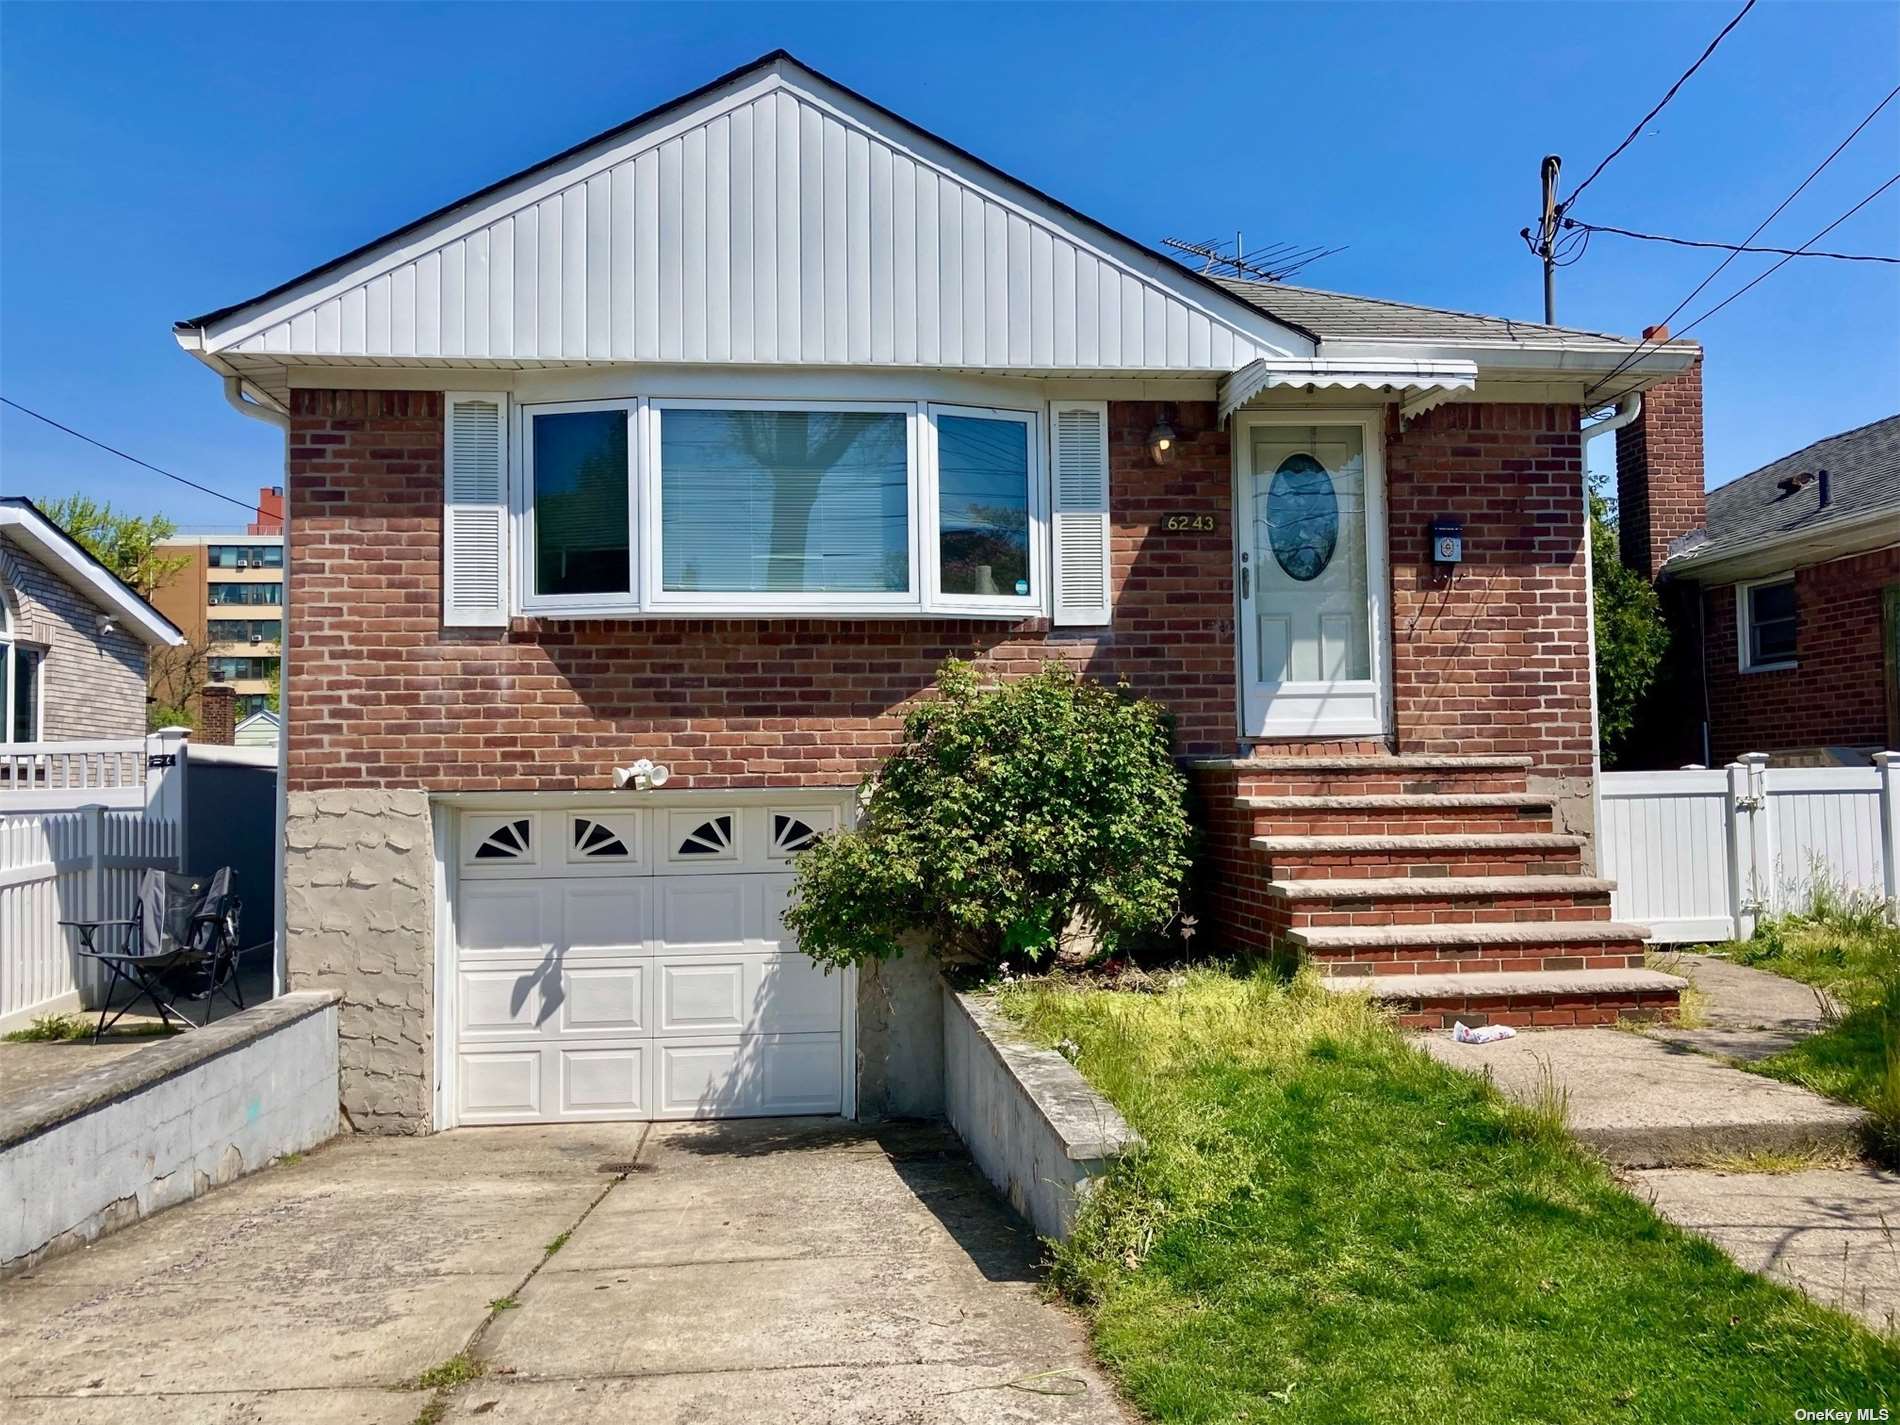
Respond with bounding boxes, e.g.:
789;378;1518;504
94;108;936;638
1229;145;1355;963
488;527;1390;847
1615;361;1705;579
1701;543;1900;763
286;390;1594;794
285;391;1248;791
1385;403;1595;784
0;538;149;740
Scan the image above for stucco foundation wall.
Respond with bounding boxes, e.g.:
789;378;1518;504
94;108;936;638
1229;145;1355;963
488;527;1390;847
943;992;1138;1241
0;993;339;1276
855;947;945;1121
284;788;435;1132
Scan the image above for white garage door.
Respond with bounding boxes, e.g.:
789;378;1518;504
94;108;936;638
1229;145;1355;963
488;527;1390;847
447;798;851;1125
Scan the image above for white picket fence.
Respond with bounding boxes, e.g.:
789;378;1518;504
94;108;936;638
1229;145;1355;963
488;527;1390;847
1600;752;1900;943
0;732;190;1030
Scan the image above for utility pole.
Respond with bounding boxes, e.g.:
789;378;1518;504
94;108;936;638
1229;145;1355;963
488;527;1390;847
1539;154;1562;324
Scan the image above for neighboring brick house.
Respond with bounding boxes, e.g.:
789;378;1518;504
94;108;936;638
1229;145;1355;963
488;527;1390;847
174;52;1700;1133
1622;405;1900;766
0;498;184;742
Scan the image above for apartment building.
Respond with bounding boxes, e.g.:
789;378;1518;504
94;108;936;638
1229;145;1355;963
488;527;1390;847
151;486;284;718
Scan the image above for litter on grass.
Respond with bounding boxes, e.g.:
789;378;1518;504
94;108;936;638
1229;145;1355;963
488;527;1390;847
1452;1021;1517;1045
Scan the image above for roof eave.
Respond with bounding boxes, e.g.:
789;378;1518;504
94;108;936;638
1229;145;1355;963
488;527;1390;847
0;502;186;647
1662;504;1900;584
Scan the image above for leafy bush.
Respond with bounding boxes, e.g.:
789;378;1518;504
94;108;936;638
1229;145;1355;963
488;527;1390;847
783;659;1191;970
1590;479;1671;768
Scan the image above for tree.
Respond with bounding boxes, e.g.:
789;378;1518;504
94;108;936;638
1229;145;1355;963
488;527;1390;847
147;642;207;731
1591;478;1671;768
34;494;186;598
783;660;1192;970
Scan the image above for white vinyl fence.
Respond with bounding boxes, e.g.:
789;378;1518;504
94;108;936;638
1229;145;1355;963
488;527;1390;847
0;732;189;1030
1600;752;1900;943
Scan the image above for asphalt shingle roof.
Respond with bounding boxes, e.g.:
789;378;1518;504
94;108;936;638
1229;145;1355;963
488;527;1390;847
1214;278;1651;349
1674;413;1900;565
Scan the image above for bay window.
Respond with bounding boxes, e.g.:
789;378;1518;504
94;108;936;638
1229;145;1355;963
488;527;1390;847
515;396;1045;617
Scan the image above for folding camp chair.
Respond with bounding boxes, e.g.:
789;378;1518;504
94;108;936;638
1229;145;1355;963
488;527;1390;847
61;867;244;1042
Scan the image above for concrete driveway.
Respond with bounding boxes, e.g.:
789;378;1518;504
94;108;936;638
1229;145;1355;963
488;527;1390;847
0;1118;1129;1424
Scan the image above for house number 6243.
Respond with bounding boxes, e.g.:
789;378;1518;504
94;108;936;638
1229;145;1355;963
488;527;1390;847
1161;513;1217;533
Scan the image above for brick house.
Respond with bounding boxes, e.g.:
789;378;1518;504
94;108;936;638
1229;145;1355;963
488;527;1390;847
0;498;184;742
174;53;1700;1133
1621;400;1900;766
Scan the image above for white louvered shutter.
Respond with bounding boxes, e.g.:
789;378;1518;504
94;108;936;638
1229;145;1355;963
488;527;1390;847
1050;401;1112;626
443;393;509;627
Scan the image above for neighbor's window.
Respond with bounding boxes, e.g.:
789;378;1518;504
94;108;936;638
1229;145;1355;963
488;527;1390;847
1743;577;1798;669
658;407;909;595
531;407;631;597
0;583;39;743
209;582;282;606
207;619;281;643
207;544;282;570
936;411;1032;600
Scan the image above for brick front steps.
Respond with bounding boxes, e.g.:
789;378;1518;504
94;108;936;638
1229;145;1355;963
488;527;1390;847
1190;754;1676;1027
1326;969;1688;1031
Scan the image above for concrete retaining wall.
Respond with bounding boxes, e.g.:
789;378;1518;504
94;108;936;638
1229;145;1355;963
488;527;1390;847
0;992;340;1275
943;991;1140;1242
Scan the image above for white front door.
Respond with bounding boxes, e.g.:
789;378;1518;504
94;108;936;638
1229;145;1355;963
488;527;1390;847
1236;416;1389;738
445;796;853;1126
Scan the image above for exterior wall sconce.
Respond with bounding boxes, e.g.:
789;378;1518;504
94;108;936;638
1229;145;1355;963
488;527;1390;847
1147;410;1178;466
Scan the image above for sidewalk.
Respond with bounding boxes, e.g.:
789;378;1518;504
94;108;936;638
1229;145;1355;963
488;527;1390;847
1421;952;1900;1334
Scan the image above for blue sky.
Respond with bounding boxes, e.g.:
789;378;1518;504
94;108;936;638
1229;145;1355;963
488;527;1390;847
2;1;1896;532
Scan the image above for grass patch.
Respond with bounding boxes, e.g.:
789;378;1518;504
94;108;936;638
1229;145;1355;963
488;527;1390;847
1643;949;1709;1029
486;1296;519;1312
544;1231;571;1257
1711;890;1900;1163
413;1353;485;1392
999;966;1900;1422
1;1013;176;1043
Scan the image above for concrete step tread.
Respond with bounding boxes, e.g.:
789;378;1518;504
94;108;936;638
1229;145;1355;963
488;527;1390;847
1268;875;1615;901
1239;793;1553;811
1418;1027;1864;1169
1292;920;1649;949
1323;968;1687;999
1190;754;1534;772
1252;832;1585;854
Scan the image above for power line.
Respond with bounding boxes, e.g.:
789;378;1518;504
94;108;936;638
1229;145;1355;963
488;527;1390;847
0;396;266;517
1563;218;1898;263
1589;171;1900;408
1561;0;1757;212
1582;83;1900;399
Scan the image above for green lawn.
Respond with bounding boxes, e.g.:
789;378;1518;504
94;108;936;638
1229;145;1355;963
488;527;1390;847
999;968;1900;1424
1709;896;1900;1160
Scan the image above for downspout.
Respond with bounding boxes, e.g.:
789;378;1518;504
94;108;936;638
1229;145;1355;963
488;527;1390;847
223;375;289;431
220;373;292;997
1577;393;1641;872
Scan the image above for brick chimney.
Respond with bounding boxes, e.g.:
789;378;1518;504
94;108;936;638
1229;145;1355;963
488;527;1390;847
247;485;285;536
199;683;237;745
1614;358;1705;579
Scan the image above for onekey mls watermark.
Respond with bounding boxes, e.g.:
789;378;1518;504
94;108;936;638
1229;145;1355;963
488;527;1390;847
1794;1410;1891;1422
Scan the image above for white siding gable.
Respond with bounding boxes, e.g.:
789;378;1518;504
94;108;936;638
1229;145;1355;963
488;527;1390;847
196;60;1308;372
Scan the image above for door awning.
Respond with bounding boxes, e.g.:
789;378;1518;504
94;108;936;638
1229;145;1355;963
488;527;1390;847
1217;358;1478;426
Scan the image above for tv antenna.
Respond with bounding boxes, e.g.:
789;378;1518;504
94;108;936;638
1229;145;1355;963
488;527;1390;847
1161;231;1344;283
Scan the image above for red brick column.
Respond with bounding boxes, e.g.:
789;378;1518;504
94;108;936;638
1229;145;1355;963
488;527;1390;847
1615;360;1705;579
198;683;236;745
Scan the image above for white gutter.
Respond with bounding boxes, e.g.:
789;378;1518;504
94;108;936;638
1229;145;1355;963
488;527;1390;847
1580;392;1642;440
219;380;293;1000
223;376;290;431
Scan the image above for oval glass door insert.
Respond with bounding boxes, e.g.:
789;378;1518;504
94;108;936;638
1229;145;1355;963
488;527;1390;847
1266;453;1339;582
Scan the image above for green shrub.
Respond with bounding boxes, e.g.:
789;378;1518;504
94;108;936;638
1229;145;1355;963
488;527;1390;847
783;659;1191;970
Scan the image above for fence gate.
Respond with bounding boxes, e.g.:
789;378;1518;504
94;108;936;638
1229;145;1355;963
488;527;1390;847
1600;752;1900;943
